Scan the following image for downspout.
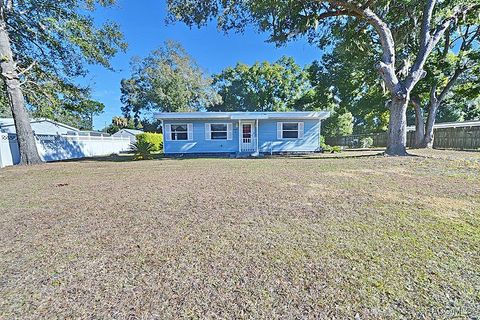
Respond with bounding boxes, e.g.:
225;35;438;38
318;118;322;151
160;119;165;154
238;119;241;153
256;119;259;156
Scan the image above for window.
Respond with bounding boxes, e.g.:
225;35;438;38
282;123;299;139
277;122;304;139
206;123;232;140
171;124;188;140
242;124;251;139
211;124;228;140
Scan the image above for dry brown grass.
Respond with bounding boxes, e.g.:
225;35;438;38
0;150;479;319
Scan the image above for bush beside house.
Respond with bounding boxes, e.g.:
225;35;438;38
136;133;163;152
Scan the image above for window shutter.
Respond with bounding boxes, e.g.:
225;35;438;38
164;124;171;141
227;123;233;140
205;123;211;140
277;122;283;139
187;123;193;141
298;122;304;139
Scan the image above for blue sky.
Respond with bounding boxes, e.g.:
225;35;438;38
85;1;323;129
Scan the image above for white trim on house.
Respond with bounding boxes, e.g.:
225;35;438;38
155;111;330;121
205;123;232;141
168;123;192;141
0;118;80;134
239;121;256;152
277;122;304;140
406;120;480;131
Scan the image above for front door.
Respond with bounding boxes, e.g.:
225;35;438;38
240;122;255;152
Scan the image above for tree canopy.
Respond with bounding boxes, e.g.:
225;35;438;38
120;40;221;121
210;56;310;112
168;0;480;155
0;0;127;163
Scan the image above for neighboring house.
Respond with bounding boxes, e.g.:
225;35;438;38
112;129;144;142
0;118;79;135
406;120;480;131
156;111;330;156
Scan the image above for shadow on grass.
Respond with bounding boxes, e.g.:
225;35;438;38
53;149;427;164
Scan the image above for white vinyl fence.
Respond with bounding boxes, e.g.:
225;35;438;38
0;133;131;168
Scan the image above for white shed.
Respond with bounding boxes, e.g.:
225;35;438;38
0;118;79;135
112;129;144;142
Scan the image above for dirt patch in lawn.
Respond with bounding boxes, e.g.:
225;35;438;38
0;151;479;319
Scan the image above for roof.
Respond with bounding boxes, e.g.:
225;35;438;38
0;118;79;131
113;129;144;136
406;120;480;131
155;111;330;120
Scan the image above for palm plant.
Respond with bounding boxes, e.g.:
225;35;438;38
130;140;155;160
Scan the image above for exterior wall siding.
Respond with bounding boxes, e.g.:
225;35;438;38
163;120;239;154
1;121;77;135
258;119;320;153
163;119;321;154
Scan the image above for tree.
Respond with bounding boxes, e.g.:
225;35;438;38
411;22;480;148
168;0;480;155
104;116;140;134
211;56;310;112
306;56;387;135
309;7;479;141
0;0;126;164
120;40;221;120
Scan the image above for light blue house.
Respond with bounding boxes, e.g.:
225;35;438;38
155;111;330;156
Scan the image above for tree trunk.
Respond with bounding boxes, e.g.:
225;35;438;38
385;96;409;156
411;99;425;148
0;19;42;164
419;102;439;148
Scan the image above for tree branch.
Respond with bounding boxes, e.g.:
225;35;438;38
419;0;436;50
437;67;465;103
405;3;480;91
17;60;35;76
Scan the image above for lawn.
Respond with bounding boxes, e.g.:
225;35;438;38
0;150;479;319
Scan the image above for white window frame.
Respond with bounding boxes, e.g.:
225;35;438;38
277;122;304;140
205;123;233;141
164;123;193;141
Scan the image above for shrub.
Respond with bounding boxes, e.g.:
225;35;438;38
330;146;342;153
130;140;155;160
320;135;342;153
136;133;163;152
360;137;374;149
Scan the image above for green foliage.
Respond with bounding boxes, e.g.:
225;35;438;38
307;41;389;134
167;0;479;137
323;111;354;137
120;40;221;120
2;0;126;127
320;135;342;153
104;116;141;134
136;133;163;152
140;118;163;133
360;137;374;149
211;56;310;112
130;140;155;161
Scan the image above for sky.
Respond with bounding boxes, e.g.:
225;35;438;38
84;0;323;129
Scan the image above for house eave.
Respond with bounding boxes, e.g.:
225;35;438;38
155;111;330;121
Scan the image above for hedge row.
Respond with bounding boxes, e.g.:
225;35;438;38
136;133;163;151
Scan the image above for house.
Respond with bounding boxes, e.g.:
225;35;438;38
155;111;330;156
112;129;144;142
0;118;79;135
406;120;480;131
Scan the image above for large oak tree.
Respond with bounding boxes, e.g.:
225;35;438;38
120;40;221;120
0;0;126;164
168;0;479;155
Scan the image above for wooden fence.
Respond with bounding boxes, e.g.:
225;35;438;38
326;126;480;150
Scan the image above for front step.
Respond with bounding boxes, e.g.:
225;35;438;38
236;152;261;158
